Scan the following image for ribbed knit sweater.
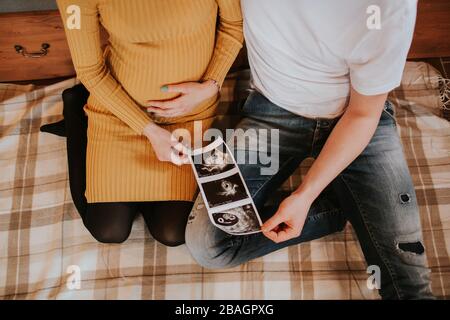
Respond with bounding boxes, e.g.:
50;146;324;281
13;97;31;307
57;0;243;203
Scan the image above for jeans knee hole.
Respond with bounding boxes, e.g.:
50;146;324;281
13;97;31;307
399;193;412;204
397;241;425;255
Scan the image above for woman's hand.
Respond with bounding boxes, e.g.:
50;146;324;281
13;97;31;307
146;80;219;118
143;122;190;166
262;190;314;243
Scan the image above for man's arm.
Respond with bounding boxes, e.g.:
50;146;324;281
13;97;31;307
262;87;388;243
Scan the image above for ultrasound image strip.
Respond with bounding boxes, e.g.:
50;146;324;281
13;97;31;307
192;143;236;179
189;137;263;235
191;138;236;179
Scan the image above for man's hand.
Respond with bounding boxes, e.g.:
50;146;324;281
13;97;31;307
143;122;190;166
262;88;387;244
262;191;313;243
146;80;219;118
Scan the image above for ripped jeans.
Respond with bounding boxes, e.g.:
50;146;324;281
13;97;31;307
185;91;434;299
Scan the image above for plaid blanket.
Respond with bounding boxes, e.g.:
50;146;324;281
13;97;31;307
0;63;449;300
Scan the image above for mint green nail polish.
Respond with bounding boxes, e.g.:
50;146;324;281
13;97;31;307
161;85;168;92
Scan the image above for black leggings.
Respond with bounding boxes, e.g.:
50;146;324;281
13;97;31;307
62;84;192;247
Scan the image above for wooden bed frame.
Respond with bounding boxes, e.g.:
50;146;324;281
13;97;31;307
0;0;449;82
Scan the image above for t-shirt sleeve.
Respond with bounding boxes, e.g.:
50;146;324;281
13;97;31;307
347;1;417;96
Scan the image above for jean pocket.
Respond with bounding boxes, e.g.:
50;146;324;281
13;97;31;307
381;101;397;125
241;89;258;114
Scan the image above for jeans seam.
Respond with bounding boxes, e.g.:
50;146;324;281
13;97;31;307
309;121;319;157
306;208;341;221
340;175;403;299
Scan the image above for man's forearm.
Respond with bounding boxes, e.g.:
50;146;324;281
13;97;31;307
294;108;382;201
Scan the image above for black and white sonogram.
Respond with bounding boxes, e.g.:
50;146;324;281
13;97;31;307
192;144;235;178
212;204;260;234
189;137;263;235
201;173;248;208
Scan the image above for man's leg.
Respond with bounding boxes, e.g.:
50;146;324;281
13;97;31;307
185;91;346;269
328;102;433;299
186;178;345;269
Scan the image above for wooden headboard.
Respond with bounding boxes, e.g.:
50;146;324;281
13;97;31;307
0;0;449;82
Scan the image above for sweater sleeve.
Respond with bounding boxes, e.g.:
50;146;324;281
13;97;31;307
202;0;244;87
57;0;151;135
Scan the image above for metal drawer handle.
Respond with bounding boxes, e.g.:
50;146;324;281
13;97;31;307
14;43;50;58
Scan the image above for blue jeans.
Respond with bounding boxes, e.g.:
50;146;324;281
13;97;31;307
185;91;433;299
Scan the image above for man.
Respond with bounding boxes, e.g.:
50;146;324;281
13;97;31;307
185;0;434;299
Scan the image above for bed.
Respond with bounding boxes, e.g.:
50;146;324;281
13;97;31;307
0;0;449;300
0;61;449;299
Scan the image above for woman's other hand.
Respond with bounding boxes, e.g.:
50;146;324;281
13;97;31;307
143;122;190;166
146;80;219;118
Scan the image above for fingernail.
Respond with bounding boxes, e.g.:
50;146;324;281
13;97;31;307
161;86;168;92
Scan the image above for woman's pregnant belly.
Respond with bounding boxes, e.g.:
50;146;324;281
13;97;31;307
106;29;216;107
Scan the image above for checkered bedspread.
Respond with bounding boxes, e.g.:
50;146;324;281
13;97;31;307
0;62;449;299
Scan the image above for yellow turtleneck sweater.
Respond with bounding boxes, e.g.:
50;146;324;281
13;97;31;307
57;0;243;203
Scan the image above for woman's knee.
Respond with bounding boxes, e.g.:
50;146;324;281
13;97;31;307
143;201;193;247
151;227;185;247
83;202;136;244
85;224;131;244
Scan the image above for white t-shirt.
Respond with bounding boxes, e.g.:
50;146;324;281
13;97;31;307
242;0;418;118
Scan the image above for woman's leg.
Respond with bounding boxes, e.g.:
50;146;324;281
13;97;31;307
139;201;193;247
63;85;90;217
40;84;89;137
84;202;138;244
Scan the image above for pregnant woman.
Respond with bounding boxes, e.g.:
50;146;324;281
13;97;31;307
51;0;243;246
